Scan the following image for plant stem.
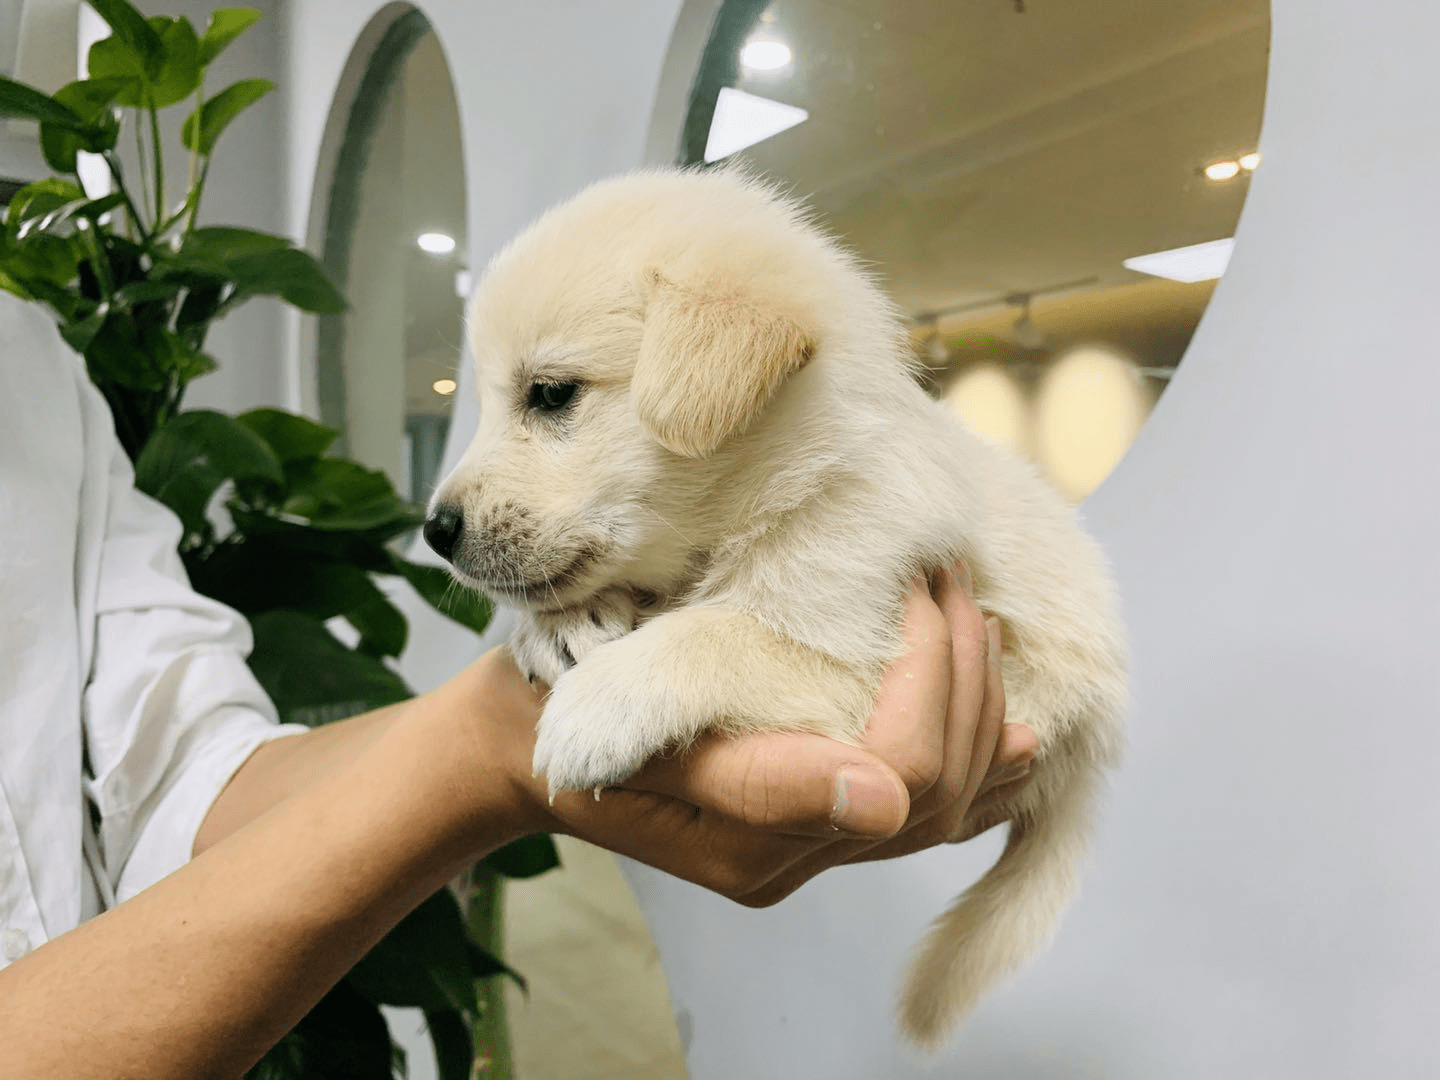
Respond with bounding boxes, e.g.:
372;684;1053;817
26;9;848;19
464;865;515;1080
103;154;149;243
76;223;114;300
188;157;211;234
149;105;165;227
186;81;202;232
132;112;151;233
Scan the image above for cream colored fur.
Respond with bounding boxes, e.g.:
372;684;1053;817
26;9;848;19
433;167;1128;1048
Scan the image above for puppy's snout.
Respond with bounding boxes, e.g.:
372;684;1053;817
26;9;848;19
424;503;465;563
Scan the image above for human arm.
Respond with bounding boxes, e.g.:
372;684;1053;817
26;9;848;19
0;561;1029;1080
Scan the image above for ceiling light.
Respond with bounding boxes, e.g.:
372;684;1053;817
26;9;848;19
417;232;456;255
1124;237;1235;283
740;39;792;71
1204;160;1242;182
1006;293;1046;349
432;378;457;396
1239;151;1262;171
924;333;949;366
704;86;808;162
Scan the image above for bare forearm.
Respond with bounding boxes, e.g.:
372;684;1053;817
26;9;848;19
0;673;533;1080
193;700;408;856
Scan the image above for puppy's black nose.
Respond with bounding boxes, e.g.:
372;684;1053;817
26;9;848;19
423;504;464;563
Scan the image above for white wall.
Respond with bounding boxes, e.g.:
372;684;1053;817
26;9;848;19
276;0;1440;1076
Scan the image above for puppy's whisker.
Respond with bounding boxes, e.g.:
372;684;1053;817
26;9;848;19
643;505;698;548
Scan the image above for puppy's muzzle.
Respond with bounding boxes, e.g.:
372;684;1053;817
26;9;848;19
423;503;464;562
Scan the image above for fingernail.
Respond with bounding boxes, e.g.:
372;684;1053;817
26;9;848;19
832;767;904;836
985;615;1002;656
990;759;1033;786
955;558;974;595
928;566;948;598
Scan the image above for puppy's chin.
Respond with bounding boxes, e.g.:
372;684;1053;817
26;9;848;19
454;550;606;613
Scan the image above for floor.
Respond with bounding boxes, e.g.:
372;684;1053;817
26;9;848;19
503;836;690;1080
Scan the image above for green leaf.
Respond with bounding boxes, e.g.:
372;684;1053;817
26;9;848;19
484;833;561;880
54;76;132;123
87;17;201;109
236;407;339;463
221;510;398;575
423;1009;473;1080
173;280;227;346
199;8;263;66
29;192;128;238
58;303;110;353
0;231;82;293
389;557;494;636
86;0;165;76
181;78;273;154
5;179;86;240
0;76;87;128
85;37;150;101
147;17;203;108
179;225;291;262
39;124;83;175
192;550;407;658
134;409;284;531
464;938;526;990
246;610;411;726
113;278;185;306
281;458;421;534
348;890;480;1015
250;980;393;1080
349;582;409;658
229;245;346;313
84;312;167;391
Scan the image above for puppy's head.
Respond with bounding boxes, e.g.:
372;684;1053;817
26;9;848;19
426;169;853;611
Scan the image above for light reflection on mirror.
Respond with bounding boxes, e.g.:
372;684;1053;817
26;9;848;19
676;0;1270;500
316;11;467;506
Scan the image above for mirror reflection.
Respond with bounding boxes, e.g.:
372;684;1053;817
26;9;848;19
317;14;468;506
677;0;1270;499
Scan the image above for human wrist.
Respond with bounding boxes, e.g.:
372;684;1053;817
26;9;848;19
401;647;555;856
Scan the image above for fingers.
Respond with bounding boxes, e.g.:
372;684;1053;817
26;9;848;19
976;723;1038;795
621;730;910;839
916;565;996;826
854;577;955;800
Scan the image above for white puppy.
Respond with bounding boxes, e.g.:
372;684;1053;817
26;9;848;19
426;167;1128;1047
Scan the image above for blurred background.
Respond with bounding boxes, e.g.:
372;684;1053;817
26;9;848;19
679;0;1268;499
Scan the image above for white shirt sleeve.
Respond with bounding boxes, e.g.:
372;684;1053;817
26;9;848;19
75;378;306;903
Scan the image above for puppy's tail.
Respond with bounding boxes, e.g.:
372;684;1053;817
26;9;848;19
898;760;1100;1048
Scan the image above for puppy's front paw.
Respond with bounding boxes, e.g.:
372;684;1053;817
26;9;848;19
510;615;570;686
532;660;676;797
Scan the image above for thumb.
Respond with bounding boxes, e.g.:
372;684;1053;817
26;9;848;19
622;730;911;838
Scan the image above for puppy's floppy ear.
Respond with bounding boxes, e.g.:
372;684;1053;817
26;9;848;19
632;267;817;458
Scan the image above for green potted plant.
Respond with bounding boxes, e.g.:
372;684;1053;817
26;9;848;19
0;4;553;1077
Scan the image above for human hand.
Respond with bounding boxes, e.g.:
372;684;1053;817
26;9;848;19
469;559;1036;905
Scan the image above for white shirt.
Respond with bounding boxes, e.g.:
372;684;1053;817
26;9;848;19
0;292;304;967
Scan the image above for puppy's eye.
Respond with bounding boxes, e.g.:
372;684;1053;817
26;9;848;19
527;381;580;413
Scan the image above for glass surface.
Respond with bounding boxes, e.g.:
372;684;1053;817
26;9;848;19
673;0;1270;499
315;13;468;506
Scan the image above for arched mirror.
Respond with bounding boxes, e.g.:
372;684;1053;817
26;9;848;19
312;6;467;506
663;0;1270;500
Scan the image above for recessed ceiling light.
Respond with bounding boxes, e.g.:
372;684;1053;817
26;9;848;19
1204;160;1242;182
1239;151;1262;171
740;39;792;71
704;86;808;162
417;232;456;255
1123;237;1235;283
432;378;457;396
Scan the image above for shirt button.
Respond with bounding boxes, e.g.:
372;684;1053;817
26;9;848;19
2;927;31;962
